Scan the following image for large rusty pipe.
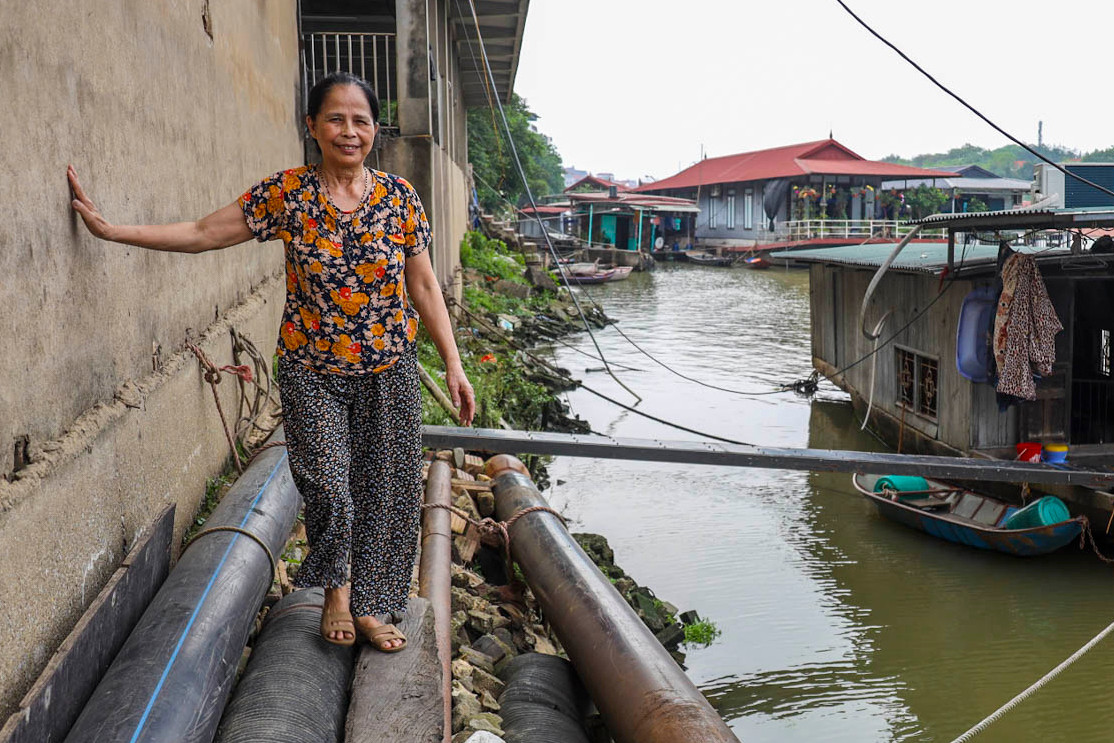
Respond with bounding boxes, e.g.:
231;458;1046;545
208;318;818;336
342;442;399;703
486;455;739;743
417;460;453;743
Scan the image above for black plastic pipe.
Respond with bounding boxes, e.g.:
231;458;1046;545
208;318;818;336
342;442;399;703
64;439;300;743
213;588;354;743
486;455;740;743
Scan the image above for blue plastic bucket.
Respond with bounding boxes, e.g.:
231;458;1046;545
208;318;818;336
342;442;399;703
1003;496;1070;530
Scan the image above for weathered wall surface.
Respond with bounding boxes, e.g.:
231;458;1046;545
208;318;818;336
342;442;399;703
0;0;301;719
809;264;978;450
387;0;470;288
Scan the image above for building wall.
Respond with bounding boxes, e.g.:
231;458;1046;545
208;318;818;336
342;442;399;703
0;0;301;719
389;0;470;289
809;265;986;451
696;181;765;247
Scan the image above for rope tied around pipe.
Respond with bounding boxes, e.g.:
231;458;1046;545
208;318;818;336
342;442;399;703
187;339;285;474
182;524;278;581
422;502;567;569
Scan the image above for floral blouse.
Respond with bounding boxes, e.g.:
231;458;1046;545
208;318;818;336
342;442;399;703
239;165;431;375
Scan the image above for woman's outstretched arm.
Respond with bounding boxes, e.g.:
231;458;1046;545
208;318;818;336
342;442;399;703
404;250;476;426
68;165;253;253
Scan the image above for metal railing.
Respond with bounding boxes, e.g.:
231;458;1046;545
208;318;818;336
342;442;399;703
302;32;396;128
758;219;946;243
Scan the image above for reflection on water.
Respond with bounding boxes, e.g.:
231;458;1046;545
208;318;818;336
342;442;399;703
543;264;1114;742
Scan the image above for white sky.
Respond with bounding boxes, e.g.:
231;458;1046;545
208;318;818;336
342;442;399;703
514;0;1114;182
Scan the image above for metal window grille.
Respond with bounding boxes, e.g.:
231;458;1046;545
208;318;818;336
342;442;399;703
1100;328;1111;377
896;347;938;420
918;356;938;418
302;33;396;128
896;348;915;407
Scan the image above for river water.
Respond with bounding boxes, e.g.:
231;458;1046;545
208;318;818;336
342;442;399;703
541;263;1114;742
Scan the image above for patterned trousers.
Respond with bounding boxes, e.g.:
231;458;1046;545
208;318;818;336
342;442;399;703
278;352;423;617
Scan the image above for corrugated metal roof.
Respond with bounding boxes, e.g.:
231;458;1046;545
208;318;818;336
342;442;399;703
880;176;1034;192
911;205;1114;229
768;242;1068;274
635;139;951;193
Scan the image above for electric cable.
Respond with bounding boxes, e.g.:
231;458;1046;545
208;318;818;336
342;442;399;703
835;0;1114;201
456;0;642;404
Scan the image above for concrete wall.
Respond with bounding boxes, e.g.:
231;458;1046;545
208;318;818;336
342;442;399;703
387;0;470;289
0;1;301;719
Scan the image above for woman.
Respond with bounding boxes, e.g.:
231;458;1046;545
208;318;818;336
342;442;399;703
68;72;475;652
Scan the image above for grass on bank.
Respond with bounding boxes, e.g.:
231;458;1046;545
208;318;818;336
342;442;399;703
684;619;722;647
417;231;559;431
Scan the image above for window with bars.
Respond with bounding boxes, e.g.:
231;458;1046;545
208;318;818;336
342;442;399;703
1100;328;1111;377
896;347;938;420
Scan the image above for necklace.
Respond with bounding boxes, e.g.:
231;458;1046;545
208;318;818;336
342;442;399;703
319;165;369;214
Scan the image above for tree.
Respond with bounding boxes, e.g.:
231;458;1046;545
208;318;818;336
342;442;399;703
904;185;949;219
467;94;564;214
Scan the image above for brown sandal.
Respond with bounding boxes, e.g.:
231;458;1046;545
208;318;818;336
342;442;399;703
365;623;407;653
320;608;356;647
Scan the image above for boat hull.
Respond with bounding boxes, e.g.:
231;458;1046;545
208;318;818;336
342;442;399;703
852;474;1085;556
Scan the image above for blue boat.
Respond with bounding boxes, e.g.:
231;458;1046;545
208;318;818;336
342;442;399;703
851;473;1086;556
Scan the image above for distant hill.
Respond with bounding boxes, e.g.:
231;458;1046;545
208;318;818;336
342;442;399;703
882;143;1114;180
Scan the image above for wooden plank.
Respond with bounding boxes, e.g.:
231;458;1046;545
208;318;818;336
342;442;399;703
422;425;1114;488
451;478;492;492
345;596;443;743
0;505;175;743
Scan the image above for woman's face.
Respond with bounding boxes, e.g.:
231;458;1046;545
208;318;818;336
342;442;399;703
307;84;377;171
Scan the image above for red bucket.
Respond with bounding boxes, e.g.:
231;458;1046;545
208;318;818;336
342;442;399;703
1016;442;1042;462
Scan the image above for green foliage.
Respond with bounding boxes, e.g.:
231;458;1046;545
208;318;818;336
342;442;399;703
460;231;527;282
966;196;989;213
904;185;950;220
881;142;1114;181
683;619;721;647
183;474;233;545
468;94;565;214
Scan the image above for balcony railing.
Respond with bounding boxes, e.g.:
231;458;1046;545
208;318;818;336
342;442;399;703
302;32;396;128
758;219;947;244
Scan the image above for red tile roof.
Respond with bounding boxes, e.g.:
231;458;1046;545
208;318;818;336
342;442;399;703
635;139;952;192
564;174;632;193
566;191;699;212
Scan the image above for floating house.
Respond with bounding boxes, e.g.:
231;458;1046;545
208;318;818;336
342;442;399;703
635;138;953;250
881;165;1032;213
783;206;1114;522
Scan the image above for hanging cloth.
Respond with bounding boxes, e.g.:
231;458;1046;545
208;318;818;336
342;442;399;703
992;253;1062;400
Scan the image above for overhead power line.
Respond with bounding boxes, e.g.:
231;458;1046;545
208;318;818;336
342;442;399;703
835;0;1114;201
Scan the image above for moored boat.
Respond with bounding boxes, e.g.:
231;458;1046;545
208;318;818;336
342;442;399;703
605;265;634;281
560;268;617;285
743;254;770;270
685;252;736;267
851;473;1086;556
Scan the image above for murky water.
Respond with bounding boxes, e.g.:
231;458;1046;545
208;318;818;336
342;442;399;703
542;264;1114;742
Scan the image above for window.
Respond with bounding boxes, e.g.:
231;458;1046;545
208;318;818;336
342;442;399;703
896;347;938;420
726;193;736;229
1101;329;1112;377
708;195;718;229
744;189;754;230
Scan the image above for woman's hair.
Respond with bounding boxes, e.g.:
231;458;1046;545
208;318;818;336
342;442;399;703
306;72;380;123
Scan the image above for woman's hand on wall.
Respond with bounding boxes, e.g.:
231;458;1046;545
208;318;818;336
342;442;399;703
68;165;115;240
66;165;252;253
446;361;475;427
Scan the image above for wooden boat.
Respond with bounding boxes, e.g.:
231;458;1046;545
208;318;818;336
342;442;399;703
685;252;735;267
605;266;634;281
743;254;770;270
851;473;1086;556
560;268;616;285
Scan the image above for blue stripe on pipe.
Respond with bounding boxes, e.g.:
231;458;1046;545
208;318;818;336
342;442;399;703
128;451;288;743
